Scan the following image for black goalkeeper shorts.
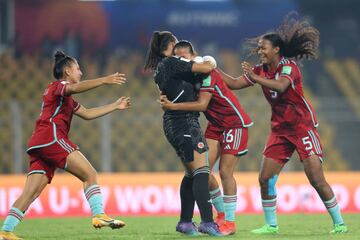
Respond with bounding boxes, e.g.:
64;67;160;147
163;116;208;163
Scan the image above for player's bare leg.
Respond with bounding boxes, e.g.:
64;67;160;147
65;151;125;229
303;155;347;233
217;154;239;235
206;139;225;226
0;174;48;240
12;174;49;212
252;157;283;234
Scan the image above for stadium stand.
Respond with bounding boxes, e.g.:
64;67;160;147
0;50;351;173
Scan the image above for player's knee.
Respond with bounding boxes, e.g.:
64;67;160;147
259;174;278;195
258;174;268;187
83;168;98;184
219;167;233;181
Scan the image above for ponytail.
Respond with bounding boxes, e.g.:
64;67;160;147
144;31;177;70
53;50;76;79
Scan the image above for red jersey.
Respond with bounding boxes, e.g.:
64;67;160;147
199;70;253;128
27;80;80;152
252;57;318;135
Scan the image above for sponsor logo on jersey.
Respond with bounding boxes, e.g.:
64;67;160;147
201;76;211;87
198;142;205;149
225;144;231;150
282;66;292;75
309;150;315;155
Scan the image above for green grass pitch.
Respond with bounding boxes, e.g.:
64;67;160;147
4;213;359;239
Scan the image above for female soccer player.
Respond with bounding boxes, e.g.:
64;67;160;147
221;14;348;234
0;51;131;240
160;40;253;236
144;32;222;237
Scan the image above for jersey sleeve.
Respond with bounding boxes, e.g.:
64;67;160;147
279;63;299;87
168;56;194;76
199;73;216;93
53;81;69;97
72;99;81;112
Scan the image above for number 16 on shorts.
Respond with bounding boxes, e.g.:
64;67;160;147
221;128;249;156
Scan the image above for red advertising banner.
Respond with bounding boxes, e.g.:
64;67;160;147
0;172;359;218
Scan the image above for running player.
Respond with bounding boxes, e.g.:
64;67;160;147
144;32;222;237
160;40;253;235
0;51;131;240
221;13;348;234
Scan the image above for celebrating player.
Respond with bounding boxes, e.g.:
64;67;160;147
221;13;348;234
144;32;222;236
160;40;253;235
0;51;131;240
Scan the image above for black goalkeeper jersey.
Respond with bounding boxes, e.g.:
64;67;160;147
154;56;201;118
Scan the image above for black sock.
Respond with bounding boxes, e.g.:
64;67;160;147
192;166;213;223
180;174;195;222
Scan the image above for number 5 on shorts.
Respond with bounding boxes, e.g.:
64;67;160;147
302;136;313;150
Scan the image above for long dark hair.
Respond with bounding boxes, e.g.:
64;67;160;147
144;31;177;70
53;50;76;79
248;12;320;60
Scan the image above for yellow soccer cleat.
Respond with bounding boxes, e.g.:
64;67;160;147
92;214;125;229
0;231;22;240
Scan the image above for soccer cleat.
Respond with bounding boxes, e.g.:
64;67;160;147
330;224;348;234
219;221;236;235
175;221;200;236
0;231;22;240
198;221;223;237
215;212;225;227
251;224;279;234
92;214;125;229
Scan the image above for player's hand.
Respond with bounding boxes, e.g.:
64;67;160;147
203;56;217;68
114;96;131;110
241;61;256;79
103;72;127;85
158;95;172;110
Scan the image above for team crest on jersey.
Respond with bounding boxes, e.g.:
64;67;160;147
198;142;205;149
201;76;211;87
282;66;292;75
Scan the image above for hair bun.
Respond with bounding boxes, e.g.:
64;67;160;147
54;50;66;62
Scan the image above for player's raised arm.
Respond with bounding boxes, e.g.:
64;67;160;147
160;92;212;112
65;72;126;96
75;97;131;120
217;68;253;90
192;62;215;74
